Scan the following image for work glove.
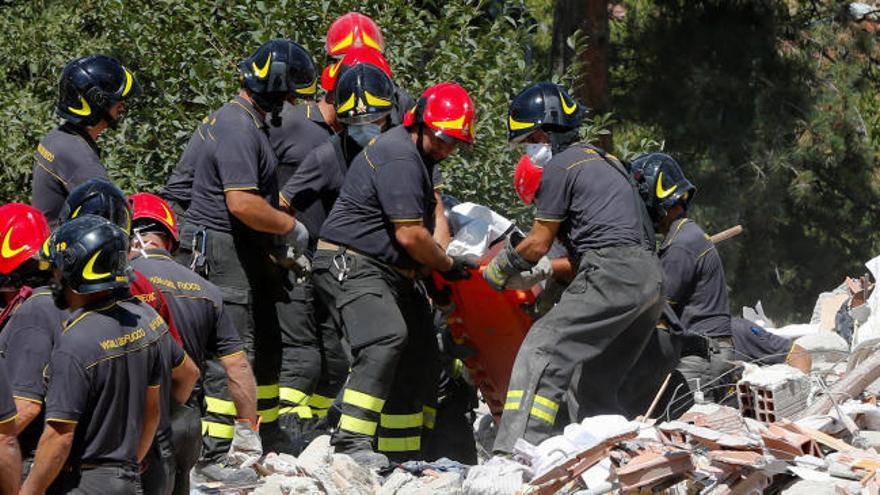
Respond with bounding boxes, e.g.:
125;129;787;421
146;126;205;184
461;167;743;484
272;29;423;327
272;221;312;279
483;242;536;291
505;256;554;290
440;256;477;281
226;419;263;469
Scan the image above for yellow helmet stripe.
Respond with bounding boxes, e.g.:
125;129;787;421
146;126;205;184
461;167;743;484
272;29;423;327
330;32;354;54
364;91;392;107
656;172;678;199
1;227;27;258
253;53;272;79
82;251;111;280
68;96;91;116
122;69;134;96
560;91;578;115
432;115;465;130
508;116;535;131
295;80;317;96
336;93;356;113
161;204;175;227
363;33;382;51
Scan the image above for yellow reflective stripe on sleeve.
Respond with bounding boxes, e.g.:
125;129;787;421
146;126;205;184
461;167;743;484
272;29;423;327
313;408;328;418
308;393;335;409
377;436;421;453
279;387;309;405
505;389;523;410
504;402;520;410
339;414;378;436
506;390;524;399
529;406;556;424
259;406;279;423
342;388;385;413
279;405;313;419
202;420;235;439
205;397;237;416
380;412;423;429
223;186;259;192
422;406;437;429
0;413;18;424
533;394;559;412
217;350;245;361
13;395;42;405
257;384;279;400
45;417;75;425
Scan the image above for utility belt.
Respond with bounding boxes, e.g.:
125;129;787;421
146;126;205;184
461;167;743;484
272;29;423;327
63;460;137;473
679;333;734;359
181;223;273;278
316;240;418;280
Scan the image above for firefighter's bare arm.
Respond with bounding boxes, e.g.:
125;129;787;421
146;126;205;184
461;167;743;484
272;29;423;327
225;190;296;235
172;353;200;405
20;421;71;495
221;352;258;424
137;385;161;462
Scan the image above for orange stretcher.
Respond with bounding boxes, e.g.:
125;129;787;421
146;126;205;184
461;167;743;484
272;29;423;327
433;258;540;418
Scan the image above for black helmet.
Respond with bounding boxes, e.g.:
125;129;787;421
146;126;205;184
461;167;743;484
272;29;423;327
507;82;585;143
59;178;131;233
630;153;697;225
56;55;141;127
48;215;133;294
239;39;317;113
334;63;394;125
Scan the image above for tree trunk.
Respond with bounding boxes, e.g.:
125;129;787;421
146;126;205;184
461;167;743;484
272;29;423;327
552;0;613;151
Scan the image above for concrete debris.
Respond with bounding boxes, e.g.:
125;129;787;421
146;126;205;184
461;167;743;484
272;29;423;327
461;457;530;495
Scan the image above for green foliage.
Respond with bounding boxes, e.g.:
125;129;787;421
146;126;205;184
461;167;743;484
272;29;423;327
0;0;590;229
610;0;880;321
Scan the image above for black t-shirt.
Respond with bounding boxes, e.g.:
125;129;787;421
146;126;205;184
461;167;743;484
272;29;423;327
320;125;437;269
280;135;357;239
270;102;335;188
161;112;218;211
32;124;107;225
184;96;280;234
391;86;416;126
660;218;731;337
44;297;169;465
534;144;643;257
130;249;244;375
730;317;792;363
0;288;66;457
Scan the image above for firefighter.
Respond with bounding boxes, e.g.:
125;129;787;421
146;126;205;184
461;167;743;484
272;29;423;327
32;55;140;225
486;82;663;453
56;180;200;494
168;39;314;477
161;41;315;216
20;215;170;495
630;153;811;413
274;63;399;440
312;82;476;466
128;193;259;492
270;48;396;438
0;365;21;494
0;205;58;476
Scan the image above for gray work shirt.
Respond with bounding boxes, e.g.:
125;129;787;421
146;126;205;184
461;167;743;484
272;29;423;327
32;124;108;225
660;218;731;337
0;288;65;457
184;96;280;235
534;143;643;257
320;125;437;270
44;297;170;465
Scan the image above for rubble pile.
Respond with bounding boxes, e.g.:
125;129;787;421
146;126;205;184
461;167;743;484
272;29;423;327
193;256;880;493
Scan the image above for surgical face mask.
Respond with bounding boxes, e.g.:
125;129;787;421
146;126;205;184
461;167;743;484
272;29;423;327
347;123;382;147
525;143;553;166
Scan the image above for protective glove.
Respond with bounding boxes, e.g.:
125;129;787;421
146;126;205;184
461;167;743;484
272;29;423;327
440;256;477;281
272;221;312;278
483;242;536;291
226;419;263;468
505;256;554;290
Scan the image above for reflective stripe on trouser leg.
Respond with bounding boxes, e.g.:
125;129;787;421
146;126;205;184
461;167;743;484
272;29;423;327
279;387;312;419
377;411;423;454
308;393;335;419
278;279;322;420
494;246;664;453
422;406;437;430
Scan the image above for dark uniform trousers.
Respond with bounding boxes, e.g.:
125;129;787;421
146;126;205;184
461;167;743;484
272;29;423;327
277;277;349;428
494;245;663;453
170;402;202;494
176;223;285;461
51;464;142;495
311;248;440;461
676;337;736;407
141;433;175;495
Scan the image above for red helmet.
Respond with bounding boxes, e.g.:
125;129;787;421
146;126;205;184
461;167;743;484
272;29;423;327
0;203;50;275
325;12;385;58
129;193;179;246
320;46;392;92
403;82;476;145
514;154;544;205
